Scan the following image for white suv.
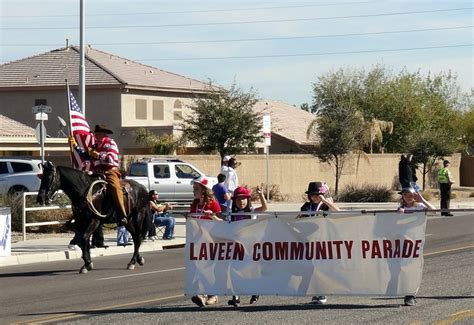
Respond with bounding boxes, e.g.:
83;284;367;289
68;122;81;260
126;158;218;202
0;158;43;198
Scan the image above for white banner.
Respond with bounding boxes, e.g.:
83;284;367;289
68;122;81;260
185;212;427;297
0;208;12;257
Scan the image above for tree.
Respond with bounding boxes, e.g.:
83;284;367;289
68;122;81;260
308;69;365;194
181;81;262;159
409;131;453;190
134;128;184;155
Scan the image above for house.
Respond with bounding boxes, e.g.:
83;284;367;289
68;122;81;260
0;46;210;154
0;114;68;157
253;100;316;153
0;46;316;155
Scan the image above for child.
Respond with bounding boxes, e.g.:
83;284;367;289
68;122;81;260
299;181;340;305
397;186;435;307
227;185;267;307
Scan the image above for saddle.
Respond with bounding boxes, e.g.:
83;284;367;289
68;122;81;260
86;178;133;218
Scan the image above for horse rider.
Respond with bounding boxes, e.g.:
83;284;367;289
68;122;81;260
69;125;128;225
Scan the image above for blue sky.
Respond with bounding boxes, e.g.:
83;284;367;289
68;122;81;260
1;0;472;106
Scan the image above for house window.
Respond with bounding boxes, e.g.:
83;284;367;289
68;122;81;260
173;99;182;109
135;99;147;120
35;99;47;106
173;111;183;120
152;100;164;120
173;99;183;120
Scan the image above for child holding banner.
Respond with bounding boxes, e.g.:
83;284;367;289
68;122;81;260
299;181;340;305
397;186;435;306
190;177;222;307
227;185;267;307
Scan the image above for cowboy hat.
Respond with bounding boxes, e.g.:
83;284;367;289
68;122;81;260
94;124;114;134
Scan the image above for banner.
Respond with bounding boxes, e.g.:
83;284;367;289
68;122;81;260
185;212;427;297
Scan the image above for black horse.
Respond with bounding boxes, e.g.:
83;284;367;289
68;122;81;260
37;161;151;273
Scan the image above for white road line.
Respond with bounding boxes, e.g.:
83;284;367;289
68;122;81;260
97;267;185;281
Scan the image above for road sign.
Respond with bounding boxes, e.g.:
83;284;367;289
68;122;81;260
263;115;271;146
35;123;46;144
32;105;52;114
35;112;48;121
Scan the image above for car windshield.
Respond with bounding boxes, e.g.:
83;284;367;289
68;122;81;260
175;164;200;179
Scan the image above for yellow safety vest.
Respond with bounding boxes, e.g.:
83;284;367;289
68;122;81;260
438;167;449;183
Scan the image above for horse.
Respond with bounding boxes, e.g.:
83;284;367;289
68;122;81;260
37;161;151;274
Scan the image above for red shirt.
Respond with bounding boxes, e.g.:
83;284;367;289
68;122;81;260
190;199;221;220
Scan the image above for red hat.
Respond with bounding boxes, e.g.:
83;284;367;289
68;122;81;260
234;186;251;198
193;177;213;190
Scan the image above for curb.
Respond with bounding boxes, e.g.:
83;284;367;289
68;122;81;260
0;238;186;268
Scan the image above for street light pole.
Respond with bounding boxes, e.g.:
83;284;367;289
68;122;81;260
79;0;86;116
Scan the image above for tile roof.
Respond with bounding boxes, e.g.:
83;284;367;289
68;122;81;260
0;46;210;92
253;100;318;146
0;114;35;137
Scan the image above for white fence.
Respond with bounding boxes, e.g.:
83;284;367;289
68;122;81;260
22;191;71;241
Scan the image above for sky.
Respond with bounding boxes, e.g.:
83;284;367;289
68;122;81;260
0;0;472;106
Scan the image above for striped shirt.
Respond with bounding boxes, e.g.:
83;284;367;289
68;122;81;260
95;136;120;170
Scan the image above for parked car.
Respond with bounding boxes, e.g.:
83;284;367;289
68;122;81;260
126;158;218;202
0;158;43;199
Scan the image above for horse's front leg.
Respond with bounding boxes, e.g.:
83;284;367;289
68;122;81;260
125;222;144;270
80;219;100;274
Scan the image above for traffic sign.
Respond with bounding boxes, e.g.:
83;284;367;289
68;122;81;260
32;105;52;114
35;112;48;121
35;123;46;144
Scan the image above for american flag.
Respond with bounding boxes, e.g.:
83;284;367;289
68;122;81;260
67;85;95;172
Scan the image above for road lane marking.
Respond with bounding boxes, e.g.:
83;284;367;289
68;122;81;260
12;294;184;325
424;245;474;256
97;266;185;281
433;309;474;325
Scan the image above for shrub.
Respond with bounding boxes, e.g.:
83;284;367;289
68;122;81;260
336;184;393;202
1;192;73;232
249;183;288;202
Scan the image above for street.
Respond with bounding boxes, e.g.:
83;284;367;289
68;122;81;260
1;213;473;325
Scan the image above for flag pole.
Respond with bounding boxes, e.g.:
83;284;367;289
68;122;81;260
66;79;74;167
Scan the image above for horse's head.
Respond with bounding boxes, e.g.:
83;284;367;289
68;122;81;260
37;161;58;205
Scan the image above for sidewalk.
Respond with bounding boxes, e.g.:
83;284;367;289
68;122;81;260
2;200;473;268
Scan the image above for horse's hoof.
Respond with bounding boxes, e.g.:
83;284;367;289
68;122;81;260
127;264;135;270
138;256;145;266
80;267;88;274
86;263;94;271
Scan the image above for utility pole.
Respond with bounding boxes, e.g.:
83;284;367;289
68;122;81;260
79;0;86;116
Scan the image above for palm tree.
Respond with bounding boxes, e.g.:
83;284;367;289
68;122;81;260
361;119;394;153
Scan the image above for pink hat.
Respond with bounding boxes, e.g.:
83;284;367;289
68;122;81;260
193;177;213;190
234;186;251;198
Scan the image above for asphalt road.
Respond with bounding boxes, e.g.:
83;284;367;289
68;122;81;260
1;213;473;325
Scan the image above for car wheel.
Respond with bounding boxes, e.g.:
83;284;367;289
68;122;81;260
8;186;28;200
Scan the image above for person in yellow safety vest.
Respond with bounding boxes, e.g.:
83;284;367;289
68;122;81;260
438;160;454;216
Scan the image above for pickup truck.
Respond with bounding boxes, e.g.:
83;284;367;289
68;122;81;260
126;158;218;202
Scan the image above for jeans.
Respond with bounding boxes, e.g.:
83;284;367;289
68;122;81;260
153;212;175;238
117;225;129;245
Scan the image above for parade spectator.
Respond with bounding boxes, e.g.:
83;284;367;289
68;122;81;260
116;225;132;246
438;160;454;216
397;186;435;306
399;154;418;189
190;176;222;307
299;181;340;305
225;157;240;193
212;173;231;213
149;190;175;240
227;185;267;307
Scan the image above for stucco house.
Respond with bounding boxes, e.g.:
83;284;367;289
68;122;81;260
0;46;316;155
